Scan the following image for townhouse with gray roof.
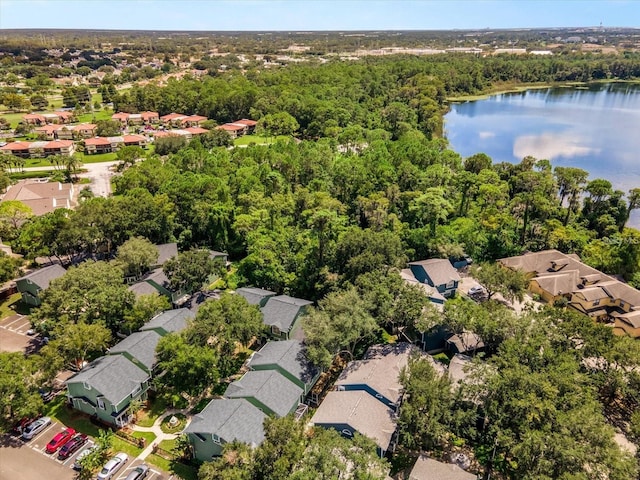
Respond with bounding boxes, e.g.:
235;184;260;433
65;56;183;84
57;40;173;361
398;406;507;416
66;355;150;427
15;264;66;306
260;295;313;339
108;330;162;374
311;390;397;457
139;308;193;336
185;399;267;461
224;370;304;417
407;259;461;298
236;287;277;307
334;342;416;410
248;340;320;395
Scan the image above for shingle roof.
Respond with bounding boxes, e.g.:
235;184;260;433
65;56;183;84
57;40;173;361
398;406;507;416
224;370;303;417
140;308;193;334
108;331;162;371
236;287;276;306
260;295;312;332
248;340;319;387
67;355;149;406
335;343;416;405
128;281;159;298
409;455;476;480
155;243;178;266
408;259;461;286
311;390;397;452
185;398;266;447
446;331;485;354
17;264;66;290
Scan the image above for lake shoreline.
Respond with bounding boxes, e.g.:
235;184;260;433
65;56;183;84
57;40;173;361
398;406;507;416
446;79;640;103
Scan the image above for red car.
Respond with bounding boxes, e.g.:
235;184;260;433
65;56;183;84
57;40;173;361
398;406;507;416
58;433;88;459
45;427;76;454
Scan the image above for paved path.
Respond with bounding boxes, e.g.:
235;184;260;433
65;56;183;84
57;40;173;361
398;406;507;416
131;409;191;461
18;161;119;197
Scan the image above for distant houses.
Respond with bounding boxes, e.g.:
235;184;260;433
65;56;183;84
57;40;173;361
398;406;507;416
111;111;159;125
83;135;147;154
216;119;257;138
23;111;74;125
35;123;97;140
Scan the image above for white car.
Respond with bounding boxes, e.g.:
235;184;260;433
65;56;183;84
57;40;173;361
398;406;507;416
97;452;128;480
21;416;51;440
468;285;486;296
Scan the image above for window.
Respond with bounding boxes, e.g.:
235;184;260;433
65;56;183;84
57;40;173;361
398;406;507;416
620;301;626;309
83;382;91;391
194;433;206;442
446;281;455;290
593;299;600;306
212;434;221;445
271;325;281;335
97;397;105;410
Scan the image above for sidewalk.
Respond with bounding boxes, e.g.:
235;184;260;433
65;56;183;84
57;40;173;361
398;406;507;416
131;408;191;461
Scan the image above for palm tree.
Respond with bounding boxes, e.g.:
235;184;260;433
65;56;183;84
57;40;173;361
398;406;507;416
64;155;83;182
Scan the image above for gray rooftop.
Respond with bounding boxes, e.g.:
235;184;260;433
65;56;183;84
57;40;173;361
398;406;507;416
260;295;312;332
140;308;193;334
128;281;159;298
408;259;461;286
335;343;416;405
108;331;162;371
236;287;276;306
17;264;66;290
248;340;319;387
311;390;397;452
67;355;149;406
185;398;266;448
155;243;178;266
409;455;476;480
224;370;303;418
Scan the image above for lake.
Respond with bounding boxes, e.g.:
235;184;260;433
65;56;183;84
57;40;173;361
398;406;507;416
444;83;640;228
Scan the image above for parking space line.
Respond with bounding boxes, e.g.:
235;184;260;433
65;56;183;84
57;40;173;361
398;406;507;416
3;316;25;328
29;422;57;447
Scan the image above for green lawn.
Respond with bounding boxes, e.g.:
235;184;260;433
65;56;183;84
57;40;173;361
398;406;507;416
44;397;103;438
146;454;198;480
233;134;290;146
0;111;27;128
135;396;170;428
0;293;32;319
76;110;112;124
158;438;177;452
111;437;144;458
131;430;156;446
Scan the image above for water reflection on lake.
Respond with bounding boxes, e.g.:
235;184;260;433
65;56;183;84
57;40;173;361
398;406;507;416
445;83;640;228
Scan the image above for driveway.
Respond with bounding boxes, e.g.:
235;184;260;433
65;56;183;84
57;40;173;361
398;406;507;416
77;161;119;198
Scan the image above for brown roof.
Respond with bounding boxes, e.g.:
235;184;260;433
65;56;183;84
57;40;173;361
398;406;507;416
1;141;31;151
614;311;640;329
181;115;207;123
235;119;257;127
185;127;208;135
160;112;186;121
44;140;73;148
122;134;146;143
84;137;112;146
533;271;580;296
141;111;159;119
311;390;397;452
577;287;610;302
2;180;76;216
217;123;245;131
409;455;476;480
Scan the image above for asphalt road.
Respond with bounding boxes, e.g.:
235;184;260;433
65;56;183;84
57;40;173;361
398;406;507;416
20;161;119;198
0;434;75;480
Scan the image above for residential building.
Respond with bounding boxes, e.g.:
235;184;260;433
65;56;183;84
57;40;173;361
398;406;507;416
409;455;476;480
445;331;485;355
311;390;397;457
185;399;267;461
216;123;245;139
224;370;304;417
179;115;208;127
407;259;461;298
236;287;276;307
0;140;75;158
2;179;77;216
128;268;188;306
499;249;640;337
248;340;320;395
83;135;147;154
66;355;150;427
260;295;312;339
401;268;446;308
112;112;159;125
333;343;416;410
139;308;194;336
154;243;178;267
233;119;257;134
23;111;74;125
15;264;66;306
160;112;188;126
108;330;162;374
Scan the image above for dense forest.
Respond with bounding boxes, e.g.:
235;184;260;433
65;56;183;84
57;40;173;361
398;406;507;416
1;40;640;479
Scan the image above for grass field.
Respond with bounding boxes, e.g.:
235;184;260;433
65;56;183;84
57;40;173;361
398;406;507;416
0;293;25;320
233;134;290;146
145;454;198;480
76;109;112;123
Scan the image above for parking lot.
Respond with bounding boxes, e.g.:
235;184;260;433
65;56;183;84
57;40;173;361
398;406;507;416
0;314;41;353
1;418;166;480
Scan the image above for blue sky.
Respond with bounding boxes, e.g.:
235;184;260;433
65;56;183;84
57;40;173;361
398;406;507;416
1;1;638;31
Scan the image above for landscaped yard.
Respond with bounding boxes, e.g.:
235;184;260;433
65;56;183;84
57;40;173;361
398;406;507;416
135;396;170;428
160;413;187;434
0;111;27;128
145;454;198;480
0;293;29;320
76;109;113;123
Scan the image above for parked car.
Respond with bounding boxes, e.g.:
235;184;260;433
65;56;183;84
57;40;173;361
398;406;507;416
125;464;149;480
58;433;88;459
21;416;52;440
72;444;99;470
11;415;40;436
45;427;76;453
468;285;486;296
97;452;128;480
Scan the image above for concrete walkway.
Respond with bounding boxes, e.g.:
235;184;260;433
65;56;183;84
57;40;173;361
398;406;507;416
131;409;192;461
